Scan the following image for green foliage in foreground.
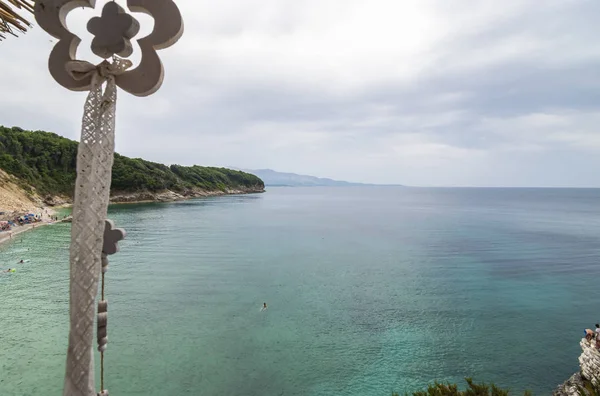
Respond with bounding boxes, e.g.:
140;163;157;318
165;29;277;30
577;378;600;396
0;126;264;197
392;378;533;396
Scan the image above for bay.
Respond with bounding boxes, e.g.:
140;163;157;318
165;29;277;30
1;187;600;395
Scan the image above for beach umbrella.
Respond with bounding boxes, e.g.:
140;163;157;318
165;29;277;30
32;1;184;395
0;0;34;40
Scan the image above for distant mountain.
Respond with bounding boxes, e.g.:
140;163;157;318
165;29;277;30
240;169;399;187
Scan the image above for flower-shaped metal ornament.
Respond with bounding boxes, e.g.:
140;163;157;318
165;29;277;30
102;219;126;256
88;2;140;59
34;0;184;96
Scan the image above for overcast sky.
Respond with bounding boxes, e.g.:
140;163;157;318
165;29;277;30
1;0;599;187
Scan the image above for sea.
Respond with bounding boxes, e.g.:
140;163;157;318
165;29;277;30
1;187;600;396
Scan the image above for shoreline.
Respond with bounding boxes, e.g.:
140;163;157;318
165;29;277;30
0;188;265;246
0;221;54;245
108;187;266;205
0;205;58;246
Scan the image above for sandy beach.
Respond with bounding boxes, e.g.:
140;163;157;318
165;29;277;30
0;207;59;246
0;221;53;245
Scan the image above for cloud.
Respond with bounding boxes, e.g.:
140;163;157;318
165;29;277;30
0;0;599;186
477;111;600;151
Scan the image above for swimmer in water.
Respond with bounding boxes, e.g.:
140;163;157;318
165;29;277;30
4;268;15;273
262;302;267;311
19;260;24;263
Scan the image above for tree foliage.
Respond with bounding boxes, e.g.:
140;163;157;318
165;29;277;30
577;379;600;396
0;126;264;197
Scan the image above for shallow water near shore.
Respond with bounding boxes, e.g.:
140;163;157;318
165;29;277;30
1;187;600;395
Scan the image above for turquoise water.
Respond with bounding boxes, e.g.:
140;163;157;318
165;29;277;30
1;187;600;395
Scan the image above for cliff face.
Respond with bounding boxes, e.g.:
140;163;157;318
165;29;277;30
579;339;600;386
554;339;600;396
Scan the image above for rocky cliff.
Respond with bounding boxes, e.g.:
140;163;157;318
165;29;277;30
554;339;600;395
109;185;265;204
579;339;600;386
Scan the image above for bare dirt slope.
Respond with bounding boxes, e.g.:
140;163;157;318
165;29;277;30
0;170;58;244
0;169;44;215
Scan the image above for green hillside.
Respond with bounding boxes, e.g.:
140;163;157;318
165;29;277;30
0;126;264;198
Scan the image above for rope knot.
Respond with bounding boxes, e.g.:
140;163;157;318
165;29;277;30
66;57;133;86
97;61;111;78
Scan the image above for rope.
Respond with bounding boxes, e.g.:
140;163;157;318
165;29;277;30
62;57;130;396
100;270;105;393
100;353;104;394
96;220;123;396
97;255;109;395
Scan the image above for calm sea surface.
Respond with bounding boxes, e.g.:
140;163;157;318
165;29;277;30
1;187;600;395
